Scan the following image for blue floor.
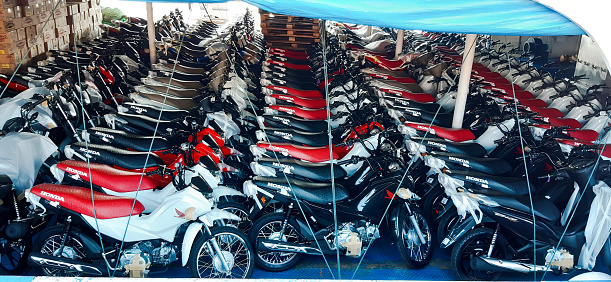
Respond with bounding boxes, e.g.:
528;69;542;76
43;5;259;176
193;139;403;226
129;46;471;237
79;228;608;280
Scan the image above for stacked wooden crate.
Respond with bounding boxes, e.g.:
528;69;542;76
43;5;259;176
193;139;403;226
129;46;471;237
259;9;319;50
0;0;102;74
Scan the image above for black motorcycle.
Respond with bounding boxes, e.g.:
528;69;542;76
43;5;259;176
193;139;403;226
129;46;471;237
243;138;432;271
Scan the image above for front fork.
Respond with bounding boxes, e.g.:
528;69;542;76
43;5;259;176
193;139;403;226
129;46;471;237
203;224;231;273
404;202;426;245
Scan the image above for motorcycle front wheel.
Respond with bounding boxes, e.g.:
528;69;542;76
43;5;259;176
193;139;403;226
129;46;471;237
396;208;432;269
189;226;254;279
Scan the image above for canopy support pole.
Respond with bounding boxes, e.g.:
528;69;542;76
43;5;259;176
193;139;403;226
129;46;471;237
452;34;477;128
146;2;156;66
366;26;372;37
394;30;404;59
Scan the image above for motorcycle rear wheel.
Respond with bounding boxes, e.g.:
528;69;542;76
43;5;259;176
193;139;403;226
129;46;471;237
451;227;510;281
33;225;87;277
249;212;303;272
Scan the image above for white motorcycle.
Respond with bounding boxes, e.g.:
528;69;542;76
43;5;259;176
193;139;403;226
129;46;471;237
25;164;254;278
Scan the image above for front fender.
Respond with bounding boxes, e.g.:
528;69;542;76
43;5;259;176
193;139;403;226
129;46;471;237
181;222;203;266
199;209;240;227
212;186;245;202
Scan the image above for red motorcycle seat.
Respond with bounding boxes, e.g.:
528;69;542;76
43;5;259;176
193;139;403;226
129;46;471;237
31;184;145;219
266;59;311;71
269;105;329;120
522;106;563;118
364;54;406;71
257;142;339;162
562;129;599;141
366;73;416;84
405;122;476;142
555;138;593;147
271;94;328;109
265;85;323;99
57;160;160;191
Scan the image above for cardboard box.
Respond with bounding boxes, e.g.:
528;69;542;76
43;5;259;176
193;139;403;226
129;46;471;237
0;18;22;33
66;3;76;15
0;7;15;20
22;15;38;27
0;39;27;54
55;24;68;36
0;0;19;9
41;27;53;41
44;37;56;50
51;6;65;18
0;30;18;43
37;10;50;22
15;27;24;39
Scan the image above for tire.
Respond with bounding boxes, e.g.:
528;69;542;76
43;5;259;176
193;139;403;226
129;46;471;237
0;205;31;276
437;208;463;253
188;226;254;279
248;212;303;272
422;185;451;228
396;208;432;269
0;233;31;275
217;200;252;234
32;225;88;277
451;228;510;281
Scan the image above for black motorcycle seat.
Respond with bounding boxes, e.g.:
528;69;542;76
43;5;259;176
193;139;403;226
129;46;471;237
256;158;348;181
137;92;197;110
262;127;330;147
262;114;328;132
86;127;172;152
487;195;560;222
263;77;318;91
430;151;512;176
66;142;164;170
144;85;201;98
412;137;487;157
252;176;349;204
380;95;444;113
265;64;314;77
123;102;189;121
150;77;204;89
447;170;533;196
263;70;315;83
160;63;206;75
400;108;454;128
153;70;204;82
116;112;183;134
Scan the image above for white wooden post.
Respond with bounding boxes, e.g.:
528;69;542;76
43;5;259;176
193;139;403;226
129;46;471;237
452;34;477;128
394;29;404;59
146;2;156;66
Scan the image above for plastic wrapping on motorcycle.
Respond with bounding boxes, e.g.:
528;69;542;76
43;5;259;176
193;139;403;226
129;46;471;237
0;87;55;130
579;181;611;270
438;172;483;224
0;132;57;193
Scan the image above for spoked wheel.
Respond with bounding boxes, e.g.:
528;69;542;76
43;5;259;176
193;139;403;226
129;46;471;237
0;236;31;275
451;228;510;281
396;209;432;269
33;226;87;277
217;200;252;234
249;213;303;272
189;226;254;279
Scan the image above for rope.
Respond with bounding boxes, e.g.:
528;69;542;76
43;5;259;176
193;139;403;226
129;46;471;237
504;35;537;281
202;5;337;278
112;6;194;277
351;32;470;279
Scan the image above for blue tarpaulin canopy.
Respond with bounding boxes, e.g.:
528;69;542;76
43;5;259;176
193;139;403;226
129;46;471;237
244;0;584;36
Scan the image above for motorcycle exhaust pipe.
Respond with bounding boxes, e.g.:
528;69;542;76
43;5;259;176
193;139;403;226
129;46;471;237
258;239;323;255
29;252;108;276
471;255;553;273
